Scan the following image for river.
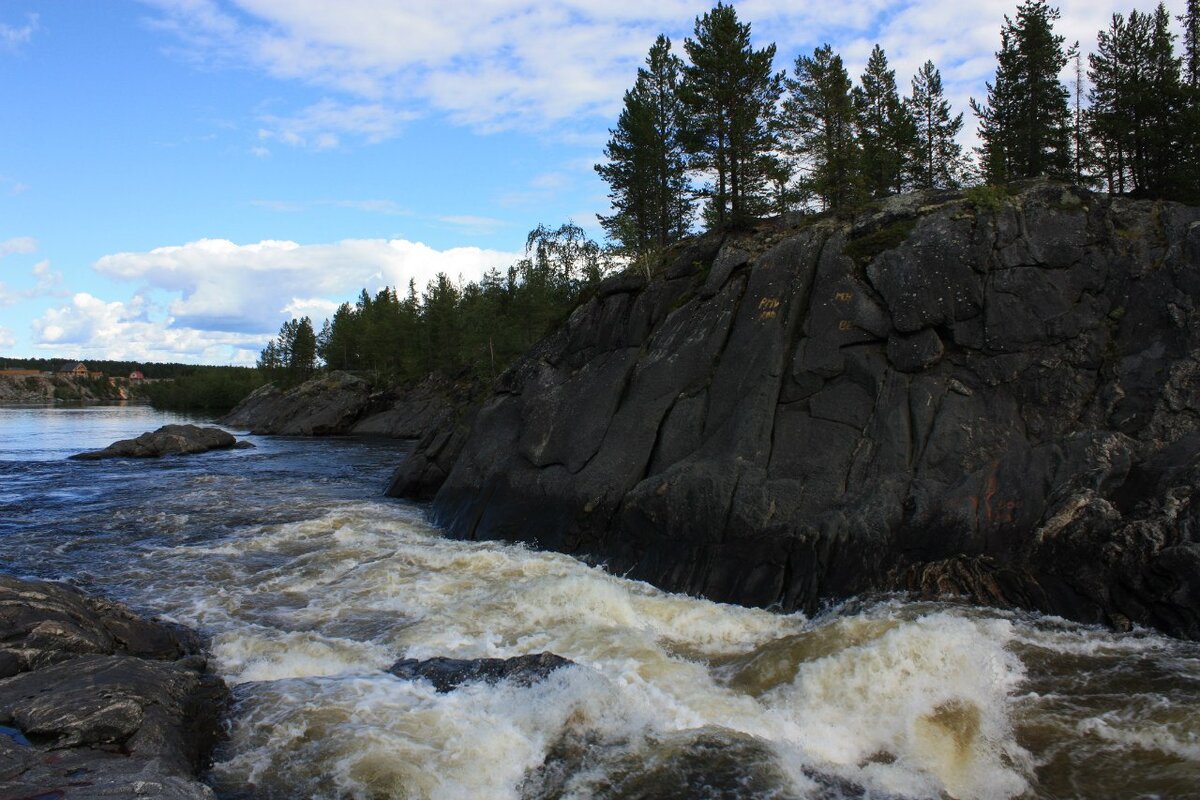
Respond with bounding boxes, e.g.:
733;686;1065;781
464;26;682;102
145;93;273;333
1;404;1197;799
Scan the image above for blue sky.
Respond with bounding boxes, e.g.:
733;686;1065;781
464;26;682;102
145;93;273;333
0;0;1187;365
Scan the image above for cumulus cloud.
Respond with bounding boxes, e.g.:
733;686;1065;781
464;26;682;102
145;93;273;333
93;236;522;333
142;0;1186;146
0;326;14;350
32;293;265;365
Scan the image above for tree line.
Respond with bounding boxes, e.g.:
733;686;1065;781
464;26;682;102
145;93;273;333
257;0;1200;392
598;0;1200;261
258;223;606;385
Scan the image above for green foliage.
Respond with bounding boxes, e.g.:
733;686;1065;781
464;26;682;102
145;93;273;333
853;45;917;198
906;61;966;189
596;35;693;258
679;3;784;228
1088;4;1186;198
141;367;266;412
310;223;608;385
842;219;917;265
258;316;318;387
965;184;1016;211
782;44;860;211
971;0;1074;183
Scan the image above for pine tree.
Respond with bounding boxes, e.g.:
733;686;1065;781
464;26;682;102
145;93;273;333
679;3;784;228
596;35;692;259
1182;0;1200;88
1144;3;1182;196
971;0;1074;183
781;44;859;210
1089;6;1182;197
1179;0;1200;199
906;61;965;189
853;45;916;198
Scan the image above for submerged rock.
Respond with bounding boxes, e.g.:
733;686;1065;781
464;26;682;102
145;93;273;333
69;424;251;460
0;575;228;798
390;181;1200;639
387;652;574;692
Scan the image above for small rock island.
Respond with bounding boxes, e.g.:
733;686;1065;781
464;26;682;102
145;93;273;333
69;424;253;461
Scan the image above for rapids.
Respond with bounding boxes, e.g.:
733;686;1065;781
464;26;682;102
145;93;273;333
1;405;1197;799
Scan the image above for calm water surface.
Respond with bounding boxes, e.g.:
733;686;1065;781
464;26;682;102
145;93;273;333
1;404;1197;799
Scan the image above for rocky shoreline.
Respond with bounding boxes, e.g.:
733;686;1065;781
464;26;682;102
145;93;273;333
386;181;1200;639
0;575;228;799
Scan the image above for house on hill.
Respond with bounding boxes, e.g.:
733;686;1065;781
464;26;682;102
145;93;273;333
129;370;145;381
58;362;89;377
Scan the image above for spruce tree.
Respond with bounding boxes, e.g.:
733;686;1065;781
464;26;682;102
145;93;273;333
971;0;1074;183
853;45;915;198
905;60;965;189
596;35;692;259
782;44;859;210
679;3;784;228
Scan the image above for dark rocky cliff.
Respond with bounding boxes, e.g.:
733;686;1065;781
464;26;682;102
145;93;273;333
388;182;1200;638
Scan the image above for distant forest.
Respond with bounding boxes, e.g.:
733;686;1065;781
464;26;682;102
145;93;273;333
258;0;1200;387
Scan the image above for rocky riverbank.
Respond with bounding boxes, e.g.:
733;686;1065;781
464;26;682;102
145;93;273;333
221;371;475;440
389;181;1200;639
0;575;228;798
0;374;141;405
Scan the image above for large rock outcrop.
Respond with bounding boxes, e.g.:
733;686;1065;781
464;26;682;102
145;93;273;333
389;182;1200;639
222;371;465;439
0;575;228;798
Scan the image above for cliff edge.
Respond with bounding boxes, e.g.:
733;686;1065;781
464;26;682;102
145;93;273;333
389;181;1200;638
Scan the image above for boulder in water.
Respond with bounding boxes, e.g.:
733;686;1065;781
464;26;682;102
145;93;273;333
69;424;252;460
387;652;574;692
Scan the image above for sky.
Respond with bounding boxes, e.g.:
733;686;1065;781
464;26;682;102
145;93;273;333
0;0;1189;366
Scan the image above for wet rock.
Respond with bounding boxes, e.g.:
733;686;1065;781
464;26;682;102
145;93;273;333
69;425;249;460
522;726;872;800
392;182;1200;640
387;652;574;693
0;575;228;799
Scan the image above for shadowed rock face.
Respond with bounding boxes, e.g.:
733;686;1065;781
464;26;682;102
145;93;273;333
221;371;463;440
387;653;574;693
0;575;228;799
389;182;1200;639
69;424;250;460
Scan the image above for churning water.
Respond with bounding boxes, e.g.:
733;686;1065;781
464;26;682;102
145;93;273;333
1;405;1198;799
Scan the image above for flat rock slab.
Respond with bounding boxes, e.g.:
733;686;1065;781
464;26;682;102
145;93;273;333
0;575;228;799
387;652;574;692
69;424;252;460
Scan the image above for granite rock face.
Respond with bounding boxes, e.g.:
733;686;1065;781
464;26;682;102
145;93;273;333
0;575;228;799
222;371;463;440
69;424;250;460
390;182;1200;639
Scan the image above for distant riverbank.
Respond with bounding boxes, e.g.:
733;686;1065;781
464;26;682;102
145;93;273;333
0;372;145;404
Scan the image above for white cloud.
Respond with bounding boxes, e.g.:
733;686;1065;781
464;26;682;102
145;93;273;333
0;236;36;258
93;236;522;333
32;293;264;365
0;13;37;51
0;326;14;350
142;0;1189;149
256;98;418;149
